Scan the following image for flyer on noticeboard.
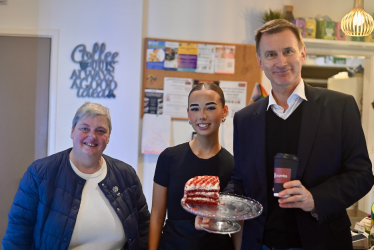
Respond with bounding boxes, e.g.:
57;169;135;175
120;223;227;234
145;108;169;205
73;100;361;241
146;40;165;70
215;45;235;74
141;114;171;154
196;44;215;74
219;80;247;118
164;41;179;70
144;89;164;115
163;77;193;119
177;43;198;72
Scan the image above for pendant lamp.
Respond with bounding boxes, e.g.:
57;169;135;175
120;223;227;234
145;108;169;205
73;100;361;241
341;0;374;36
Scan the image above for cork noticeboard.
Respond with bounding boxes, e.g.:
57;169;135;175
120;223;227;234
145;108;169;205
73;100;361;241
142;38;262;120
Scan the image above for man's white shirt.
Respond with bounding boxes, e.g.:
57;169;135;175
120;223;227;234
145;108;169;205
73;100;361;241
267;79;308;120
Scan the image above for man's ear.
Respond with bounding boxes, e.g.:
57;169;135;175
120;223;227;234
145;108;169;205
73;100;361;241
256;53;263;70
70;127;74;139
301;46;306;63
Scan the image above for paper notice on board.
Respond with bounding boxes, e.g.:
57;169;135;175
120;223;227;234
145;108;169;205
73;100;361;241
215;45;235;74
146;40;165;70
196;44;215;74
178;43;198;72
144;89;163;115
164;41;179;70
163;77;193;119
219;81;247;118
141;114;171;154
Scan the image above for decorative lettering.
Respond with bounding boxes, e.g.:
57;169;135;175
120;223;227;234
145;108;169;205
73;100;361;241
274;173;288;178
70;43;118;98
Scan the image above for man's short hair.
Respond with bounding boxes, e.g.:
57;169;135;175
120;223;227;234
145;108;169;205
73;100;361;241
255;19;305;56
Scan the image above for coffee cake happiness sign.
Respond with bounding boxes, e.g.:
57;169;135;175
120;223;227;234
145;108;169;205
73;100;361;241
70;43;119;98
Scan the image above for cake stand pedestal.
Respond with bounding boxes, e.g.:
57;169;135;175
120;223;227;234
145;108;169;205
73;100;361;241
181;193;263;234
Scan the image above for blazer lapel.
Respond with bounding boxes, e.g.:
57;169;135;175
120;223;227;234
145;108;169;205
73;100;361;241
252;97;268;190
297;84;321;180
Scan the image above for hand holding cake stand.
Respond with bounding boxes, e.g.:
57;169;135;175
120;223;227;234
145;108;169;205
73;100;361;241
181;193;263;234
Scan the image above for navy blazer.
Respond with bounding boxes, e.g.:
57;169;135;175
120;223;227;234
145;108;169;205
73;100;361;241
225;83;373;250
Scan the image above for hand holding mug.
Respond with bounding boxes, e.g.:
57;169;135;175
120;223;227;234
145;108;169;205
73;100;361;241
278;180;315;212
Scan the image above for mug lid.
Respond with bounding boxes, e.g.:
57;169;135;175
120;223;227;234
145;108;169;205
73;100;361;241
274;153;299;161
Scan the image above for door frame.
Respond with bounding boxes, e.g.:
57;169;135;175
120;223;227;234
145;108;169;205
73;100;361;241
0;28;59;155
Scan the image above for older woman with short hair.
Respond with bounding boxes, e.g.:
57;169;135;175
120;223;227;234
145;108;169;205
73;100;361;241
2;102;149;250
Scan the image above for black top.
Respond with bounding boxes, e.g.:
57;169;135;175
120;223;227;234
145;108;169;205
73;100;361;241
263;103;303;248
154;142;234;250
154;142;234;220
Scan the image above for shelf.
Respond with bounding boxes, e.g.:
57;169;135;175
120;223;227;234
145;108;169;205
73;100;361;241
303;55;365;68
304;38;374;50
303;78;328;84
302;66;345;81
303;64;348;69
304;38;374;57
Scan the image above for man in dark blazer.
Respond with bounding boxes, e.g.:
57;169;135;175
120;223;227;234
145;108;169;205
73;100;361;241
226;19;373;250
196;19;373;250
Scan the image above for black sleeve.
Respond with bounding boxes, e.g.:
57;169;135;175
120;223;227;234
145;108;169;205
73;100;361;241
153;148;171;187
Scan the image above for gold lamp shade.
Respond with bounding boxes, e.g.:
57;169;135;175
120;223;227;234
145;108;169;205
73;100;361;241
341;0;374;36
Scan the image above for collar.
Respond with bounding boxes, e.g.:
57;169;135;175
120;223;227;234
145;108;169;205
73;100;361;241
267;79;308;110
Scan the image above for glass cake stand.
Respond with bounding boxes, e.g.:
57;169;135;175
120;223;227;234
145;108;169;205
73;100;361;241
181;193;263;234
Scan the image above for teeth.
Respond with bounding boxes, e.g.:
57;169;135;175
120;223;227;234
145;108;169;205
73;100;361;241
85;143;95;146
198;124;209;128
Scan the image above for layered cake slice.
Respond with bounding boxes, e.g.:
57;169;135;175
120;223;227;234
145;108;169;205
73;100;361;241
182;175;220;205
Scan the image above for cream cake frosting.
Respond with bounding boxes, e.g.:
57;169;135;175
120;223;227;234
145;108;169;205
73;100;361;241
182;176;220;205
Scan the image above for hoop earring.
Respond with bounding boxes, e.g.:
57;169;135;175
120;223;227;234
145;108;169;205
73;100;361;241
188;120;191;124
221;117;226;122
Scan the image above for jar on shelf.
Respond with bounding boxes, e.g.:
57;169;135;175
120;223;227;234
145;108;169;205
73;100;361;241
284;5;295;22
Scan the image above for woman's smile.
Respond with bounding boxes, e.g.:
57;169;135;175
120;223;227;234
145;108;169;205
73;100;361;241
84;142;98;147
197;123;211;129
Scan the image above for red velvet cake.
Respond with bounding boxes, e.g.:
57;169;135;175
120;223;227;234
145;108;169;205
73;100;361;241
182;176;220;205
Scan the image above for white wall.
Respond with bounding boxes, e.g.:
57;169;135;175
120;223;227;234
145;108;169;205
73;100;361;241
147;0;286;44
0;0;144;171
45;0;144;170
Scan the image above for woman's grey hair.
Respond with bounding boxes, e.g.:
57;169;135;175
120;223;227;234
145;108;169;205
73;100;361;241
72;102;112;133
